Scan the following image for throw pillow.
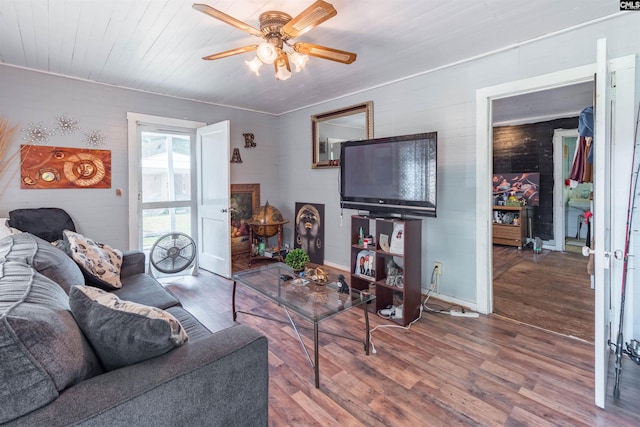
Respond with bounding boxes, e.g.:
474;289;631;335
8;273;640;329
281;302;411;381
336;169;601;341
69;286;188;371
63;230;123;290
8;207;75;242
0;233;85;293
0;262;102;424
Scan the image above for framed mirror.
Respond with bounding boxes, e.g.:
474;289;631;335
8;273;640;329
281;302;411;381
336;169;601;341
311;101;373;169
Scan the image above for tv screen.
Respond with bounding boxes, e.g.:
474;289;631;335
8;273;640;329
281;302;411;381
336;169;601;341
340;132;437;217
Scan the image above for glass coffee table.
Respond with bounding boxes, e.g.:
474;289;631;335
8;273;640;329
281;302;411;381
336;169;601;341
232;262;375;388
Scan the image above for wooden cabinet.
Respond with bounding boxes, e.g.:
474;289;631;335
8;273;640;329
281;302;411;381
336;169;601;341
492;206;531;248
350;215;422;326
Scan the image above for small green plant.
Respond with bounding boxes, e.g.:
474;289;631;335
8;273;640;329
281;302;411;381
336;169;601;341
285;248;310;270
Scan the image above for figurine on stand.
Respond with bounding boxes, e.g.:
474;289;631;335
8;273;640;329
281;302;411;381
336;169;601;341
337;274;350;294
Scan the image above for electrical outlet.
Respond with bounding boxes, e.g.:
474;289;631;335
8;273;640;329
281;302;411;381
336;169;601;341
434;261;442;276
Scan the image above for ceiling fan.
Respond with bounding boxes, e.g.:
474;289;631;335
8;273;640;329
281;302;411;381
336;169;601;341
192;1;357;80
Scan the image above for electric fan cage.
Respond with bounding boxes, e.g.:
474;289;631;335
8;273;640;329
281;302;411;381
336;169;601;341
149;232;198;276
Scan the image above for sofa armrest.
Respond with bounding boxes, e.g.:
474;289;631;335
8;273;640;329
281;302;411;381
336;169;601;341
120;250;146;277
5;324;268;427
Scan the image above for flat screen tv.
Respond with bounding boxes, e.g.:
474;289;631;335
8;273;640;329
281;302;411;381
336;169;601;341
340;132;437;217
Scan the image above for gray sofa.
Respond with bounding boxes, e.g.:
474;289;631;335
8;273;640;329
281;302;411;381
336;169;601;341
0;231;268;426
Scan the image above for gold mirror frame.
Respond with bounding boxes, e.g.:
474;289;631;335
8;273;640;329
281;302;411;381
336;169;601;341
311;101;373;169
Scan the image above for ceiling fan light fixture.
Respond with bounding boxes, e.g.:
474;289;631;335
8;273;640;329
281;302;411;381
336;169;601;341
274;54;292;81
288;51;309;72
195;1;357;82
245;56;263;75
256;42;278;64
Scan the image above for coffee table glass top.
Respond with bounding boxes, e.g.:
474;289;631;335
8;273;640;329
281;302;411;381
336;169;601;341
232;263;374;322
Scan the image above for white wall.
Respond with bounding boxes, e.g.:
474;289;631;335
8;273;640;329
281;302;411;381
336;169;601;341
0;65;280;250
276;12;640;305
1;13;638;309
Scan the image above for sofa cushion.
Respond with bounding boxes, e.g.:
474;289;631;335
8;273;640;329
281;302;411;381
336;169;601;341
165;306;212;341
0;233;85;293
69;286;188;371
63;230;123;290
0;261;102;424
116;272;181;309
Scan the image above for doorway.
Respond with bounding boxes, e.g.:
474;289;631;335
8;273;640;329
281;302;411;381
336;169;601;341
490;106;593;341
138;128;197;252
126;113;206;251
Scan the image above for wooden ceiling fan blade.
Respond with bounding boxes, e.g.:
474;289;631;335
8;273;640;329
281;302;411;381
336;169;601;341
294;42;356;64
202;45;258;60
281;0;337;39
193;3;263;38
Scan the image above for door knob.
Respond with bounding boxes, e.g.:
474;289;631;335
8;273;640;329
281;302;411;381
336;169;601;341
582;246;593;257
220;208;228;213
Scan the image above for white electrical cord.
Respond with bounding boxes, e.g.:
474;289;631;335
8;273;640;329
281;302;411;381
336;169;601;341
369;308;423;354
368;258;440;353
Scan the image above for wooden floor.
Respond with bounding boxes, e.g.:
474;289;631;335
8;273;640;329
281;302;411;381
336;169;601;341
161;261;640;426
492;245;594;342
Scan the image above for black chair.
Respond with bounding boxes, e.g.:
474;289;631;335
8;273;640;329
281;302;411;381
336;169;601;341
8;208;76;242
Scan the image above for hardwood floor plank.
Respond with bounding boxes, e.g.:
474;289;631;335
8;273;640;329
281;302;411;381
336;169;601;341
506;406;564;427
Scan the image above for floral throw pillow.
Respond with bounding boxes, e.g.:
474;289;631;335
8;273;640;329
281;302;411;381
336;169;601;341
63;230;123;290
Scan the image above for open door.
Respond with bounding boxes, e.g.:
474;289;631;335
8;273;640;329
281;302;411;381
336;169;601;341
592;42;638;406
196;121;232;278
592;37;613;409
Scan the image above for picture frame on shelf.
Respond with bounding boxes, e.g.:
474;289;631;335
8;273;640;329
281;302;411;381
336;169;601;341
230;183;260;255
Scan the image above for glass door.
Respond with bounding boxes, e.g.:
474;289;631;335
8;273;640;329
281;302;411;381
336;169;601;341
140;129;196;252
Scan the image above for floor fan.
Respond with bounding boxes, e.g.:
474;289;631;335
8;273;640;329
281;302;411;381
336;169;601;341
148;232;198;278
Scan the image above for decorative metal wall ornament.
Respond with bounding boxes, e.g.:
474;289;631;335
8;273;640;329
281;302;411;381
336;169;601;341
83;129;107;148
54;113;80;135
22;122;54;145
243;133;256;148
230;148;243;163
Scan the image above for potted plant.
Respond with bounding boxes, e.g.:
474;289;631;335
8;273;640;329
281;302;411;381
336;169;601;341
285;248;310;272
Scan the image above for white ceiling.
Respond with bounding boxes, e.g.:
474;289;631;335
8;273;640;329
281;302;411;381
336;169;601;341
0;1;623;116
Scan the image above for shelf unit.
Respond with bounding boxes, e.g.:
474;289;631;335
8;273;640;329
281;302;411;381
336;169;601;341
350;215;422;326
492;205;532;248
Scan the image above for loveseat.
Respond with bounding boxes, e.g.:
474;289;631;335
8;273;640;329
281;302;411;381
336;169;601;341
0;215;268;426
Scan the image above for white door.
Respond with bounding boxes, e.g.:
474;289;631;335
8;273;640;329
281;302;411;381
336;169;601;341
196;121;231;277
592;44;637;406
593;38;612;408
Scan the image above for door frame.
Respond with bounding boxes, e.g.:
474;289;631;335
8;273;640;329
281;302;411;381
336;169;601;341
552;128;580;252
126;113;206;250
475;63;596;315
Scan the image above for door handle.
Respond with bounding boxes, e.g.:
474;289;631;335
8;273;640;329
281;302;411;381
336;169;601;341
220;208;228;213
583;246;615;269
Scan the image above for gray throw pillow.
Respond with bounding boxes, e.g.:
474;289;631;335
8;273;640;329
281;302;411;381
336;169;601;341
0;232;85;293
69;286;188;371
0;261;102;424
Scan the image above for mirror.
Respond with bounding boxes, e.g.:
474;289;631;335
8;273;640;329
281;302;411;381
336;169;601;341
311;101;373;169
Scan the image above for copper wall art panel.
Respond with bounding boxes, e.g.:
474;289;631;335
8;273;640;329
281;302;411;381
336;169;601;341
20;144;111;189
